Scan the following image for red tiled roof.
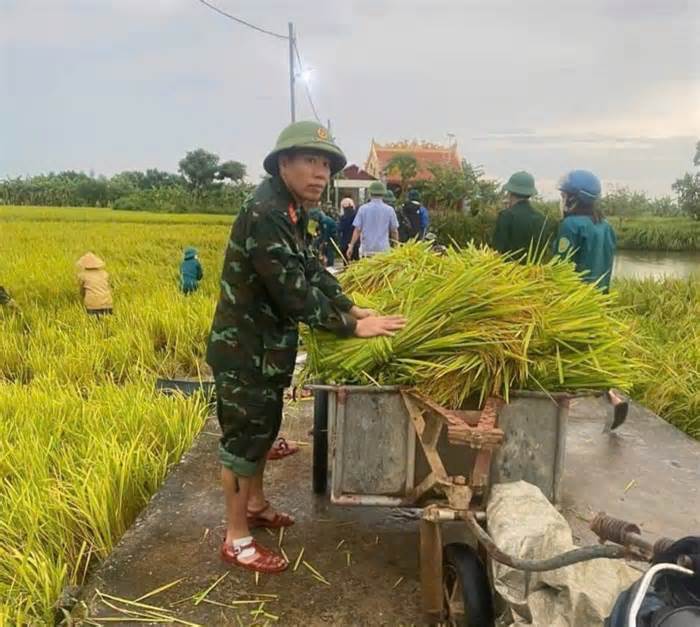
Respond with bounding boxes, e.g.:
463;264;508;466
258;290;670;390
366;141;461;184
341;164;376;181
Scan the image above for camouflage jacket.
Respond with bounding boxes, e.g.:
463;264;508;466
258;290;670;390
206;176;356;385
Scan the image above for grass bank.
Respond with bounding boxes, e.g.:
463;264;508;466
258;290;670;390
431;212;699;252
609;216;700;251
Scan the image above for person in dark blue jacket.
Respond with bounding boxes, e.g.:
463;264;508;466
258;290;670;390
337;197;359;263
554;170;616;292
180;247;203;294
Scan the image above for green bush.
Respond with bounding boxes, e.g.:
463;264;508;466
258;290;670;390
431;208;557;249
431;211;496;246
113;184;252;214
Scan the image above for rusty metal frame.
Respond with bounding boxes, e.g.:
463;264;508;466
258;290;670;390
402;390;504;509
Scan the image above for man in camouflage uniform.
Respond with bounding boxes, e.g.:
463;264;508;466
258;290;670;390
492;171;547;261
207;121;405;573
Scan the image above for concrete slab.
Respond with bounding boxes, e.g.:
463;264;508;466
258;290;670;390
562;396;699;544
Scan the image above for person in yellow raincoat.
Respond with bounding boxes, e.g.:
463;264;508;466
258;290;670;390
76;252;113;316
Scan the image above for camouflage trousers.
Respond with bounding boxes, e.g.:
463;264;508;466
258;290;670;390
214;371;284;477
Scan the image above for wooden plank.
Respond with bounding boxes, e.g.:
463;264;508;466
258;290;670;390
419;517;444;621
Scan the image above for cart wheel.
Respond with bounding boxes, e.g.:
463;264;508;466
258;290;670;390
442;543;494;627
312;390;329;494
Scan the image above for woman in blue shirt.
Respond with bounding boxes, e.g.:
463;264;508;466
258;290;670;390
554;170;616;292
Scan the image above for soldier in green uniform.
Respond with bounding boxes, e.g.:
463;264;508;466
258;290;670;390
207;121;406;574
492;171;547;260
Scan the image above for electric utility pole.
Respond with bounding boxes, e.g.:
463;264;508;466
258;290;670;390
288;22;296;123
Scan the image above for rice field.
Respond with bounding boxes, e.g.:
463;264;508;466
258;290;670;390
1;205;231;623
1;205;697;623
616;277;700;437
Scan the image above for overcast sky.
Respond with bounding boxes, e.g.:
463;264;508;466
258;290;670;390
1;0;699;197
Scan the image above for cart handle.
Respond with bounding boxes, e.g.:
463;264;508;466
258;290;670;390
462;512;644;572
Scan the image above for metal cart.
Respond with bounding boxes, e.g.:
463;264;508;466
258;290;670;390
306;384;675;626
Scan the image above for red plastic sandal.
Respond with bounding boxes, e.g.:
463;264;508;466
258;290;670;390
220;538;288;574
247;501;295;529
266;437;299;461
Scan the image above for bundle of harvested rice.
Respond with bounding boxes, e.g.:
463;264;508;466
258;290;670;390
302;243;641;408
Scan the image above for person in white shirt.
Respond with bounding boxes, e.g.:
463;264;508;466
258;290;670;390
346;181;399;258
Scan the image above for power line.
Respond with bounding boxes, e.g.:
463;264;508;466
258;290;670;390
293;40;322;123
194;1;323;124
195;0;288;40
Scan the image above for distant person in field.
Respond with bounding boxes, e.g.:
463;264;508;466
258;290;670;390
347;181;399;258
76;252;113;316
493;171;547;261
554;170;616;293
180;247;204;294
337;197;358;264
0;286;12;306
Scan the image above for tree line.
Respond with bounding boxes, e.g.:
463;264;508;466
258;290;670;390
383;142;700;220
3;142;698;219
0;149;253;214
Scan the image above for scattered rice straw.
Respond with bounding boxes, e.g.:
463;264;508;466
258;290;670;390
193;572;229;606
135;578;185;602
293;547;305;572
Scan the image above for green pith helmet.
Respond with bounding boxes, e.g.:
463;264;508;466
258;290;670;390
368;180;387;197
408;189;421;202
263;121;347;176
383;189;396;204
503;171;537;197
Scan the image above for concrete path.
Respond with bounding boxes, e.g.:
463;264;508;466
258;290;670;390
563;396;699;544
79;400;422;626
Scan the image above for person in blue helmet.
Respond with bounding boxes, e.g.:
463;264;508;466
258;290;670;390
180;247;204;294
554;170;616;292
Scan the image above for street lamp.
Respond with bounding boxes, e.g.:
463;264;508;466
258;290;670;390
298;69;313;84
